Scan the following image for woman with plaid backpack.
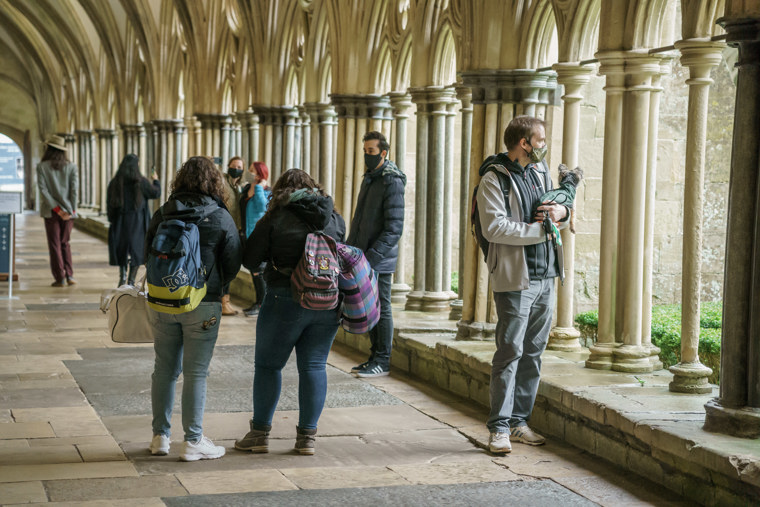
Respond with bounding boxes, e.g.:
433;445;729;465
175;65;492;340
235;168;345;456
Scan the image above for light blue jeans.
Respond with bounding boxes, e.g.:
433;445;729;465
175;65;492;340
149;302;221;442
487;278;554;433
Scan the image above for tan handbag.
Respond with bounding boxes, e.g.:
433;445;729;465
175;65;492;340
100;278;154;343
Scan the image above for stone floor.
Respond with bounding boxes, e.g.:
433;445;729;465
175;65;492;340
0;212;691;505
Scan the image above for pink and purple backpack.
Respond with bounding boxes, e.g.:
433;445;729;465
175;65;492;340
290;232;341;310
337;243;380;334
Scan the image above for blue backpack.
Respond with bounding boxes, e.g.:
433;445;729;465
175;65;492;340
146;218;207;314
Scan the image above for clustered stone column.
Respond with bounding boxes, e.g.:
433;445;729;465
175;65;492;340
75;129;94;207
547;63;593;352
95;129;116;214
703;12;760;439
388;92;412;304
449;86;473;321
151;120;185;202
586;51;664;373
304;102;338;196
405;86;458;312
254;106;302;183
195;113;232;165
330;94;392;221
237;109;260;168
456;69;557;339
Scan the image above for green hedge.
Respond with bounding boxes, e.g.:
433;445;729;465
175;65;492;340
575;302;721;384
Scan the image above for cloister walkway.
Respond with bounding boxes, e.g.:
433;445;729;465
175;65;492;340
0;212;694;505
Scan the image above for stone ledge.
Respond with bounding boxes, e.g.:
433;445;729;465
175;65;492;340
334;312;760;506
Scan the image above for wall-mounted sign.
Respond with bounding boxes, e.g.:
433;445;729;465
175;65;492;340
0;191;22;214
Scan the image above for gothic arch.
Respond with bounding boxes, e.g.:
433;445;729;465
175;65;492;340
520;0;558;68
552;0;601;62
432;22;457;86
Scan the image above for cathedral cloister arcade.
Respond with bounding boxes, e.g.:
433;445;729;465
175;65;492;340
2;0;760;502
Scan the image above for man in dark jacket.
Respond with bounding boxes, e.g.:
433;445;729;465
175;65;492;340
347;131;406;378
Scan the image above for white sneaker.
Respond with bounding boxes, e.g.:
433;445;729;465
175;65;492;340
179;435;226;461
149;434;170;456
488;432;512;454
511;425;546;446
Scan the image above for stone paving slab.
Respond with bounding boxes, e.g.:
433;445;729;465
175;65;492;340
44;475;189;502
163;480;598;507
0;481;48;504
0;461;138;482
176;469;297;495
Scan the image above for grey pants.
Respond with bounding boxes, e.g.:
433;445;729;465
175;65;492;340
487;278;554;433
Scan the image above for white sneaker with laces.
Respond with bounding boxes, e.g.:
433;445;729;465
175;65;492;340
510;425;546;446
488;432;512;454
180;435;226;461
149;434;170;456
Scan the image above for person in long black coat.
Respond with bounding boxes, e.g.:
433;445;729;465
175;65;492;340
107;154;161;286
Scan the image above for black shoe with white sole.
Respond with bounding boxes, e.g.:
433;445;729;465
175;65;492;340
351;360;370;372
354;362;390;378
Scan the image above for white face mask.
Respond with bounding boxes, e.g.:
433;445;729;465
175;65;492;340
243;170;257;184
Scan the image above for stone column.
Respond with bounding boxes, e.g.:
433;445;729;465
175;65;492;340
587;53;625;369
246;110;260;165
300;106;311;173
173;120;185;182
405;89;429;311
137;124;147;175
668;41;724;393
442;94;457;303
330;94;391;223
95;129;116;214
284;107;298;170
75;130;92;206
548;63;593;352
703;13;760;438
388;93;412;304
449;86;473;321
220;115;231;164
610;52;662;373
304;103;337;194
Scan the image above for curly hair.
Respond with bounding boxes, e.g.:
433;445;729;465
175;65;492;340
171;156;225;200
266;168;326;214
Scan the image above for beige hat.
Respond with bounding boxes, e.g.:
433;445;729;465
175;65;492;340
46;135;67;151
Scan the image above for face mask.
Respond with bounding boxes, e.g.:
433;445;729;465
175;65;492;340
526;139;548;163
365;153;383;170
228;168;243;178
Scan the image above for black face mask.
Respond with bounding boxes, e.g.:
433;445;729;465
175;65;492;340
228;168;243;179
365;153;383;170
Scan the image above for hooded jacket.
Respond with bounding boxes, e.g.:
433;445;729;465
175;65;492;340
145;192;242;303
347;159;406;273
243;190;346;288
476;153;566;292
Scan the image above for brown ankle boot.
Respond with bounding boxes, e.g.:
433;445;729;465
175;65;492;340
221;294;238;316
295;426;317;455
234;421;270;453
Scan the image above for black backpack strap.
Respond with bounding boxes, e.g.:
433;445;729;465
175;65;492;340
484;165;512;216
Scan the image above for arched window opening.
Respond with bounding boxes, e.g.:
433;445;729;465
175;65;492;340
0;134;24;193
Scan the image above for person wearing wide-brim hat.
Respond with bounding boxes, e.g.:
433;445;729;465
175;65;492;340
36;135;79;287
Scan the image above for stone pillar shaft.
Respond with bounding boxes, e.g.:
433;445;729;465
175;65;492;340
668;41;724;394
388;93;412;304
704;14;760;438
548;63;592;352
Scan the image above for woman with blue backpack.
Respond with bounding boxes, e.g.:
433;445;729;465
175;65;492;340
234;168;345;456
145;156;242;462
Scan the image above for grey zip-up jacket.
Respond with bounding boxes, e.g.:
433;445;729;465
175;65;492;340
476;162;567;292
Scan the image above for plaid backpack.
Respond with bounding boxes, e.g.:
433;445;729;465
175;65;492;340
337;243;380;334
290;231;341;310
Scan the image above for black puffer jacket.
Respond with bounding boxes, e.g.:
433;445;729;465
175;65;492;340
347;160;406;273
243;190;346;288
146;192;243;303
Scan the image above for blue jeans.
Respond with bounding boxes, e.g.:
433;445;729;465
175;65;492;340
252;286;340;430
368;273;393;368
487;278;554;433
150;302;221;442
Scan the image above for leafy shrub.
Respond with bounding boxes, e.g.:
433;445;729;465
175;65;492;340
575;302;721;383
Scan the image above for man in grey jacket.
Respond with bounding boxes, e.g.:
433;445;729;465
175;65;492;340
348;131;406;378
476;116;569;454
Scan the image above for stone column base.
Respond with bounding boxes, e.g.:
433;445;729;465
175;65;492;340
585;342;618;370
448;299;463;321
456;320;495;341
391;283;411;305
421;291;451;312
669;362;713;394
612;345;654;373
648;344;663;370
704;398;760;439
405;291;424;311
548;326;582;352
